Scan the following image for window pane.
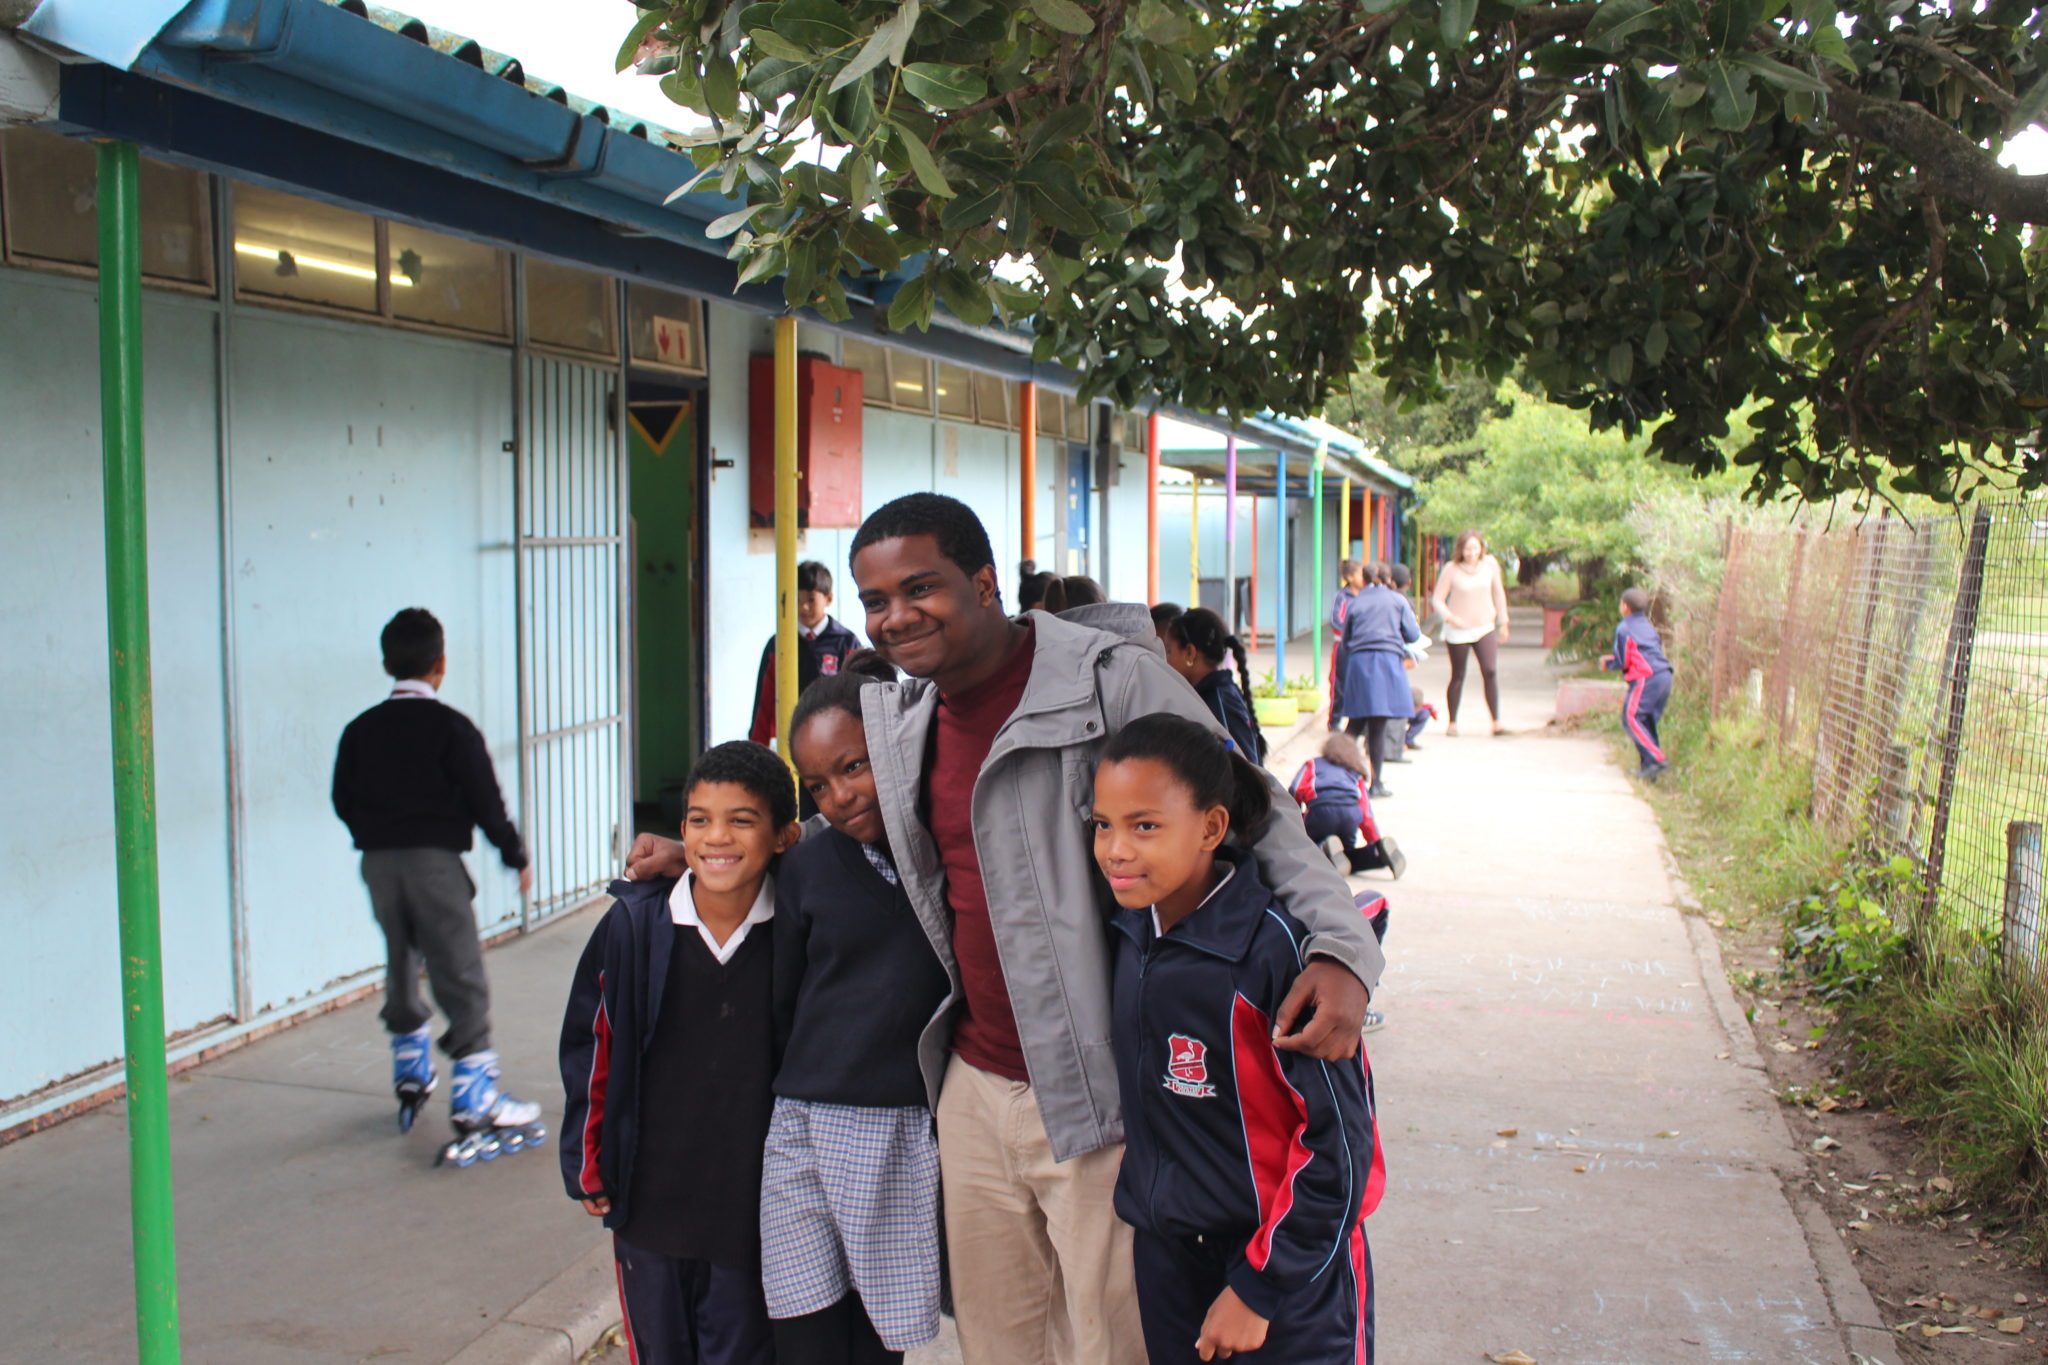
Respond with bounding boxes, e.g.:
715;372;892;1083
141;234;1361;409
841;337;889;403
972;371;1009;427
1;128;212;285
627;283;705;372
1038;391;1066;439
526;258;617;356
387;223;505;335
233;184;377;312
890;351;930;411
935;361;973;420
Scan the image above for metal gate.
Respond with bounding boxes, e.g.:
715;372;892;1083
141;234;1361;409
516;352;628;922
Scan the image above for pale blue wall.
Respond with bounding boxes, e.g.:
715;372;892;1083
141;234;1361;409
225;309;520;1011
0;271;235;1102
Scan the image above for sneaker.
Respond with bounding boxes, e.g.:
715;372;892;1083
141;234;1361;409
1368;781;1392;799
1361;1009;1388;1034
1641;760;1670;783
1404;740;1424;751
1379;837;1407;880
1320;834;1350;875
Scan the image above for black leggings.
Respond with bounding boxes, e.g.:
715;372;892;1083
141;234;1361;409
1344;716;1391;786
1445;633;1501;723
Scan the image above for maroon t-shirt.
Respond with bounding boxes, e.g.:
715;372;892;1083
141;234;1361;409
925;623;1035;1082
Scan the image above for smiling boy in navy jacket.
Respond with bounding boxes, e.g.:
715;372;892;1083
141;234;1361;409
559;741;799;1365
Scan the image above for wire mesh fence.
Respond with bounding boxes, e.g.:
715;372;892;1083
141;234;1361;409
1696;499;2048;961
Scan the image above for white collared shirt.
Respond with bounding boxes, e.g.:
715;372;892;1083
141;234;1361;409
668;869;776;964
1151;863;1237;938
390;679;438;700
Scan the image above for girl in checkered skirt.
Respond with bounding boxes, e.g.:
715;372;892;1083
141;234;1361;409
764;672;955;1363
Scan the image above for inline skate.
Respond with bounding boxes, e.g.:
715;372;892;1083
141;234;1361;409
391;1028;436;1134
436;1051;547;1168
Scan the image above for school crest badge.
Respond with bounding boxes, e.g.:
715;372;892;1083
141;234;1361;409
1163;1033;1217;1098
820;655;840;676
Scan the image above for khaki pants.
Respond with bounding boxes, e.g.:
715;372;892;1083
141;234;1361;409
936;1055;1142;1365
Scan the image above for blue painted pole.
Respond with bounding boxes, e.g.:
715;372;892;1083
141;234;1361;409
1275;444;1288;689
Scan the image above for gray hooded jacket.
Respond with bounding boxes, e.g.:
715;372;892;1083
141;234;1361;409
860;609;1385;1162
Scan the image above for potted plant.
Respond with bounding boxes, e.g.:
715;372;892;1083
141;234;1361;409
1285;671;1325;713
1251;672;1298;727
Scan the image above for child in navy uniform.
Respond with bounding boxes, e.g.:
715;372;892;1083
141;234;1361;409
1601;587;1675;782
330;607;539;1140
749;560;862;748
1291;733;1406;883
559;742;800;1365
1093;714;1383;1364
1163;606;1265;762
762;673;954;1363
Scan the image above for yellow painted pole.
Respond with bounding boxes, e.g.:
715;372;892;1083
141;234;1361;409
774;317;799;768
1340;476;1353;560
1188;480;1201;607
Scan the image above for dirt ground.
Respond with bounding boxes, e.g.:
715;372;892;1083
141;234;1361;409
1714;921;2048;1361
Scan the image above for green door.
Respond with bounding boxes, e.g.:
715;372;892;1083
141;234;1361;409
629;395;699;812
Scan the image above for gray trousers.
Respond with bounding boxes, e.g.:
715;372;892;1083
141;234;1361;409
360;849;491;1059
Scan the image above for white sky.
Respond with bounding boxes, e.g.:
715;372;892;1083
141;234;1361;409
394;1;2048;169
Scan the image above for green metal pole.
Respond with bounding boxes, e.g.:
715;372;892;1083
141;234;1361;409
98;138;182;1365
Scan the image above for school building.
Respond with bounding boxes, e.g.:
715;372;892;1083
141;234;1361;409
0;0;1412;1133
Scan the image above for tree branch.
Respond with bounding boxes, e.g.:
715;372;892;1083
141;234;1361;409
1822;78;2048;224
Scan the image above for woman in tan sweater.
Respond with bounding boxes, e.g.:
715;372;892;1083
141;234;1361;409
1428;528;1510;735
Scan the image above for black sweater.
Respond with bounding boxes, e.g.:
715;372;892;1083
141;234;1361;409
331;696;527;868
772;829;951;1108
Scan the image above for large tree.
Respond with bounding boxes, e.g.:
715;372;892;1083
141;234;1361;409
623;0;2048;499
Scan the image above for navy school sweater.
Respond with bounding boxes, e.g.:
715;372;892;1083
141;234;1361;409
771;828;953;1109
1110;847;1384;1320
331;697;526;868
558;877;775;1255
1603;613;1673;681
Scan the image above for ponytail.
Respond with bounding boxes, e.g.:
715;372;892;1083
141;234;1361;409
1100;713;1273;840
1226;632;1254;712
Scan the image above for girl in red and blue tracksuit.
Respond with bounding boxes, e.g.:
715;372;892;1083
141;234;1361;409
1289;732;1405;880
1601;588;1675;778
1092;713;1383;1364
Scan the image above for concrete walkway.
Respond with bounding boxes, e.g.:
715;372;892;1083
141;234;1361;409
0;611;1897;1365
1268;613;1897;1364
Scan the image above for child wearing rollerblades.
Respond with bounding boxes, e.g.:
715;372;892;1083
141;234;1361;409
1291;733;1406;881
1092;714;1383;1364
1601;587;1675;781
559;741;800;1365
761;673;954;1364
330;607;541;1153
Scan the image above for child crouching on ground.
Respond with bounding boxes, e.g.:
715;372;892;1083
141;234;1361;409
559;742;800;1365
1094;714;1383;1364
1292;733;1406;883
762;673;954;1364
1601;586;1675;782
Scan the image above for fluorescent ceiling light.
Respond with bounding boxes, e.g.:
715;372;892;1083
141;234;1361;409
234;241;410;285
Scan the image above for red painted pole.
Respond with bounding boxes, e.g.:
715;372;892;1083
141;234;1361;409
1146;413;1161;604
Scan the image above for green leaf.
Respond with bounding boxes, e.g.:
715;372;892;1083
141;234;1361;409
1023;102;1097;161
1730;51;1828;94
774;0;860;48
1028;0;1096;36
1438;0;1478;50
848;151;877;208
828;10;903;93
1643;320;1669;365
894;126;957;197
888;271;934;330
1586;0;1662;49
1529;300;1564;325
616;7;666;72
936;267;993;324
1134;0;1189;45
1606;340;1635;383
1359;0;1409;14
707;201;777;238
1704;59;1757;131
902;61;989;109
1157;48;1197;102
704;51;741;120
735;244;787;286
847;215;904;271
942;183;1006;231
749;28;815;61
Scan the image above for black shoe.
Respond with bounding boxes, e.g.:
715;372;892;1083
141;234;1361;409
1368;781;1392;799
1379;837;1407;880
1641;761;1670;783
1404;740;1423;751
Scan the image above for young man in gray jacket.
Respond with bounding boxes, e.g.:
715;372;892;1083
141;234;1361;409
631;494;1381;1365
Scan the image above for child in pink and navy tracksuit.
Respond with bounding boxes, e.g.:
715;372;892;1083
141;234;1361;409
1601;587;1675;782
1093;714;1383;1364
